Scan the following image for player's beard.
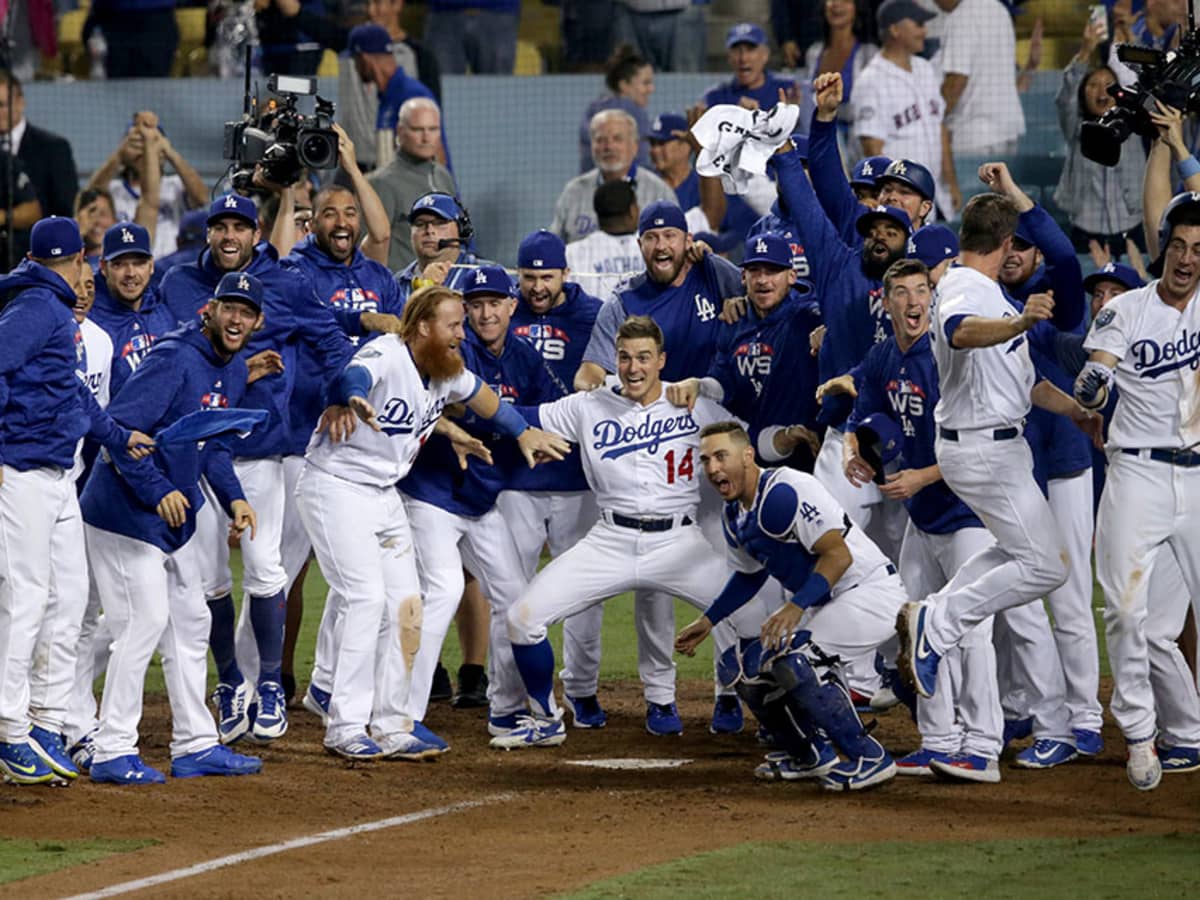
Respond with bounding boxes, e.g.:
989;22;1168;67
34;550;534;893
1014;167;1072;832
861;240;903;281
420;340;465;380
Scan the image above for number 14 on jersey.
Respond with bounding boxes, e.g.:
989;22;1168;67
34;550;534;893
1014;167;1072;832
664;447;694;484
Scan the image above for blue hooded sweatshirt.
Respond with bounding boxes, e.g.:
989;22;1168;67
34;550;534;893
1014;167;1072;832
89;273;178;400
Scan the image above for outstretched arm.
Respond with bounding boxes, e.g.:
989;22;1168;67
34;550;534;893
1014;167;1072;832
808;73;868;246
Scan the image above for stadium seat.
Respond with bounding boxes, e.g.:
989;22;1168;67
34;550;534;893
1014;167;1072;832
318;49;339;78
515;39;544;76
56;8;89;78
176;7;207;47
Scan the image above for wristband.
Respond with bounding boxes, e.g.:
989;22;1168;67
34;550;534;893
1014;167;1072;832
489;400;528;438
789;572;832;610
1179;155;1200;181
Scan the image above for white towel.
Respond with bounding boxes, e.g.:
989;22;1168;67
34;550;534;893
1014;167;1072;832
692;103;801;195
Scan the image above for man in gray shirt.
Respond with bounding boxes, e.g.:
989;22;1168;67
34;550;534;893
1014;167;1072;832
551;109;677;245
367;97;457;271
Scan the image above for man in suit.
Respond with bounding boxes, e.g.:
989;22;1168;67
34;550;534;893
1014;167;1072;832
0;71;81;260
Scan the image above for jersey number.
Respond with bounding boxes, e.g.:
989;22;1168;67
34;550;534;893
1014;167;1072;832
664;448;695;484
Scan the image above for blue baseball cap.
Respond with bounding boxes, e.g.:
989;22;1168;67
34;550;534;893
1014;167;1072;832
462;264;514;299
726;22;767;48
517;230;567;270
855;204;913;238
207;193;258;228
816;392;854;429
855;413;905;484
638;200;688;236
852;155;893;188
347;23;391;56
877;0;936;39
102;222;152;260
878;159;935;202
906;224;959;268
1083;261;1144;293
214;271;264;312
742;233;793;269
30;216;83;259
409;191;463;223
648;112;689;143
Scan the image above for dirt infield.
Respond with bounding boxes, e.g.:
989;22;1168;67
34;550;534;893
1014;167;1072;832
3;678;1198;899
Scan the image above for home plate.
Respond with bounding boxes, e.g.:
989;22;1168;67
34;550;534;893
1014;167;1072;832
566;758;694;770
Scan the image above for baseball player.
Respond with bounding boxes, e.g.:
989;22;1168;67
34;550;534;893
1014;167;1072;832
0;217;153;785
492;316;758;749
398;265;565;744
906;224;959;285
575;202;750;734
503;231;608;728
838;259;1003;782
80;272;268;784
675;422;906;791
161;193;356;746
895;194;1101;733
296;285;568;759
1076;191;1200;790
394;193;487;302
564;181;647;301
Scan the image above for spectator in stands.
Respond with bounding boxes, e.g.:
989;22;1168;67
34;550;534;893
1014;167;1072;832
367;98;455;271
802;0;878;148
0;153;38;272
155;208;209;282
774;0;824;68
578;44;655;174
0;71;79;261
551;108;676;244
1054;18;1146;258
565;180;644;298
84;111;208;260
702;22;799;111
256;0;325;76
423;0;519;75
91;0;180;78
613;0;706;73
272;0;441;173
560;0;616;72
1110;0;1185;87
850;0;958;214
76;188;118;270
936;0;1026;160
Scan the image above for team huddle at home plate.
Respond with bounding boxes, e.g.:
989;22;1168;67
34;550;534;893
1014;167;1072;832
2;103;1199;798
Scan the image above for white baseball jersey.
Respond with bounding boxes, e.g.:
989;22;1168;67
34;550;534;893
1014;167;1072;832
304;335;481;487
565;231;644;301
1084;281;1200;450
534;381;730;518
851;54;944;188
70;317;114;481
931;265;1033;429
110;174;190;260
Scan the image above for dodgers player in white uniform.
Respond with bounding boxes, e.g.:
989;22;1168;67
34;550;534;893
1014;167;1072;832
895;194;1102;722
492;315;763;749
296;285;568;760
1076;192;1200;790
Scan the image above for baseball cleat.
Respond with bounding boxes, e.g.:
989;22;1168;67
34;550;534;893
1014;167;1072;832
1073;728;1104;757
489;715;567;750
819;749;897;792
894;748;951;776
895;602;939;698
29;726;79;780
411;721;449;754
324;734;384;760
564;694;608;729
452;664;489;709
646;702;683;736
487;712;528;737
1002;716;1033;750
68;729;98;772
251;681;289;742
1159;745;1200;773
90;754;166;786
1013;738;1078;770
0;740;56;785
929;753;1001;784
302;683;331;725
376;731;445;761
710;696;744;734
1126;738;1162;791
172;744;262;778
754;745;839;782
213;680;252;745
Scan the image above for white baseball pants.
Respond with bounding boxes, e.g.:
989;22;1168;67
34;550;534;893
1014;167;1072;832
86;527;218;762
63;577;108;745
1141;549;1200;748
993;599;1073;742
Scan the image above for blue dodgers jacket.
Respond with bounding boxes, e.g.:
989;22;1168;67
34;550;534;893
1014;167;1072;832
89;273;178;400
80;323;252;553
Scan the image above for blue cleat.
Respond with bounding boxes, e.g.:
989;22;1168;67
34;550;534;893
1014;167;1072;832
754;744;839;781
564;694;608;729
1073;728;1103;757
324;734;383;760
1002;716;1033;750
646;702;683;736
411;721;449;754
172;744;262;778
487;712;528;737
377;731;445;761
896;602;940;698
68;730;97;772
1159;745;1200;773
1013;738;1078;769
489;715;566;750
29;726;79;780
819;746;897;792
894;748;952;776
212;680;252;745
90;754;166;785
0;740;55;785
251;681;288;742
929;753;1001;783
710;696;744;734
302;683;331;725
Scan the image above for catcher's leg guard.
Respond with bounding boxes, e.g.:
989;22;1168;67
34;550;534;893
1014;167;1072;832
730;638;830;766
771;639;886;761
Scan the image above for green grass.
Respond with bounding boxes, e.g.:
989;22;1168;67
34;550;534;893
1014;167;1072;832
560;835;1200;899
0;838;156;885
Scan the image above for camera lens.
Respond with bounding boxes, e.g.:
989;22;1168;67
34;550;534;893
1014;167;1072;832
298;131;338;169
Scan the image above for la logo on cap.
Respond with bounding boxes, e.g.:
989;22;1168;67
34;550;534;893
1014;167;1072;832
238;275;250;291
419;196;435;207
121;228;134;243
755;238;767;254
475;270;487;284
1103;262;1116;272
863;161;874;175
893;161;908;175
224;195;239;209
907;238;916;253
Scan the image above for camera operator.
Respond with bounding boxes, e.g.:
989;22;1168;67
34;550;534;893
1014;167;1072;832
395;192;490;301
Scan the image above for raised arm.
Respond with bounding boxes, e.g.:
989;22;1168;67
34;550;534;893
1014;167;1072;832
809;73;869;245
333;124;390;266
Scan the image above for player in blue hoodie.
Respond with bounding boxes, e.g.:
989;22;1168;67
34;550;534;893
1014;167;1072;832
80;272;270;785
0;217;153;786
